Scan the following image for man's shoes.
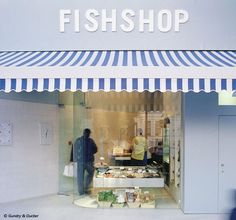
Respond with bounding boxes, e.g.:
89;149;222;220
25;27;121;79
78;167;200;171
84;190;92;195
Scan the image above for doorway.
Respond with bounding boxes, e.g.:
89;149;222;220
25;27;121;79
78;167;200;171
218;116;236;213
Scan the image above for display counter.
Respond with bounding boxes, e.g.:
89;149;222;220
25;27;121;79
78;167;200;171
93;166;164;188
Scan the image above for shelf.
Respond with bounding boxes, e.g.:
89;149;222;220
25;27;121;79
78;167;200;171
114;157;131;160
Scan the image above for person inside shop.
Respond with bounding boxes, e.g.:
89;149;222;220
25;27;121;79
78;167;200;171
131;128;147;166
152;140;163;165
74;128;97;196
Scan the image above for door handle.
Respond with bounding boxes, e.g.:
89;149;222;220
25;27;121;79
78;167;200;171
220;164;224;173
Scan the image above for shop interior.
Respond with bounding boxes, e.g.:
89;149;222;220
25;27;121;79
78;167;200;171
59;91;182;209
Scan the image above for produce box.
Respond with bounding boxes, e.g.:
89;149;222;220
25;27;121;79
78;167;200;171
127;202;141;208
97;190;116;208
139;191;156;208
125;188;141;208
140;200;156;208
112;203;125;208
97;201;112;208
112;189;126;208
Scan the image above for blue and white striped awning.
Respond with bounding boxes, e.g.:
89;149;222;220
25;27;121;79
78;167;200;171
0;50;236;92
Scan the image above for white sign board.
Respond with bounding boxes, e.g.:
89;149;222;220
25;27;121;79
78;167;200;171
0;0;236;50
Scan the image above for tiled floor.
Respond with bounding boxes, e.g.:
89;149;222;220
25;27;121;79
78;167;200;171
0;194;229;220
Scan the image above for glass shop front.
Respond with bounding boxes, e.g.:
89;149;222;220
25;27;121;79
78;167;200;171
60;91;182;209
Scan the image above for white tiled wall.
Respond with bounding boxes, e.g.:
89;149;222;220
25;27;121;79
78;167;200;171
0;99;59;203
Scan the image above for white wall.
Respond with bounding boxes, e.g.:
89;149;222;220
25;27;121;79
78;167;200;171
183;92;223;213
0;0;236;50
0;99;59;203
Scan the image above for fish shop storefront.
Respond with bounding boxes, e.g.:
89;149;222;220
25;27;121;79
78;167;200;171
0;0;236;214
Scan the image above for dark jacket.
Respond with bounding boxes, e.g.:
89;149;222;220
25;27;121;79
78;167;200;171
74;136;97;164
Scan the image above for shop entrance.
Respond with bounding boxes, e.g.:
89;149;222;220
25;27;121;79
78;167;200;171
218;116;236;213
65;91;182;209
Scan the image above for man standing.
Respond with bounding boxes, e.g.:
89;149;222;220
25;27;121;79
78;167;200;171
74;128;97;195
